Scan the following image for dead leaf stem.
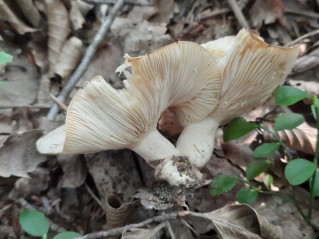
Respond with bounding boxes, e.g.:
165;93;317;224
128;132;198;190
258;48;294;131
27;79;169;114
47;0;125;120
227;0;250;29
75;211;182;239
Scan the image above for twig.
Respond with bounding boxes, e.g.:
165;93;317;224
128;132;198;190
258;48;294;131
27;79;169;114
0;105;51;109
76;211;186;239
285;9;319;20
85;183;105;211
82;0;153;6
47;0;125;120
285;29;319;47
50;94;67;112
196;8;231;21
227;0;250;29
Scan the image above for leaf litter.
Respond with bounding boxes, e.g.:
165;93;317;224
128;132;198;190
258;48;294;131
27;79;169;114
0;0;319;238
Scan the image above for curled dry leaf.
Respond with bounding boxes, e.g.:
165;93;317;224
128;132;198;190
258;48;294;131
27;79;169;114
0;130;46;178
105;194;136;229
45;0;70;73
70;0;85;30
264;122;316;155
0;0;35;34
15;0;42;27
188;204;283;239
291;46;319;74
55;36;83;83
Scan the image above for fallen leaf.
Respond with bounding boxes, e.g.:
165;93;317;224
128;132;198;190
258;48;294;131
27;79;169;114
45;0;70;74
188;204;283;239
55;36;83;83
70;0;85;30
15;0;43;28
0;130;46;178
249;0;284;27
0;0;36;34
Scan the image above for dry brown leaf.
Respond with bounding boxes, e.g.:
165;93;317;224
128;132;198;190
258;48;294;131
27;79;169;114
70;0;85;30
188;204;284;239
85;151;142;204
0;43;40;107
105;194;136;229
249;0;284;27
0;0;35;34
55;36;83;83
45;0;70;74
264;122;316;155
290;79;319;96
15;0;42;27
0;130;46;178
57;154;87;188
128;6;158;22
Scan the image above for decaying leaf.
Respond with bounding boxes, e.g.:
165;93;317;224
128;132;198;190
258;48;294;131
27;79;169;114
57;154;87;188
122;223;166;239
0;130;46;178
46;0;70;73
15;0;42;27
292;47;319;74
105;194;136;229
264;122;316;155
0;0;35;34
55;36;83;83
70;0;85;30
188;204;284;239
249;0;284;27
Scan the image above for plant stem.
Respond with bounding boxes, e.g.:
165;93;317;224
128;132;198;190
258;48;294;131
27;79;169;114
307;100;319;220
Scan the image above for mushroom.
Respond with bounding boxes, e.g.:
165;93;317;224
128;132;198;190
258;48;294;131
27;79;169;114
37;41;221;186
175;29;299;168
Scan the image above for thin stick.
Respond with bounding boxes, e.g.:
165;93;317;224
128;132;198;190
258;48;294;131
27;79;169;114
227;0;250;29
76;212;185;239
197;8;231;20
85;183;105;210
82;0;153;6
47;0;125;120
50;94;67;112
285;29;319;47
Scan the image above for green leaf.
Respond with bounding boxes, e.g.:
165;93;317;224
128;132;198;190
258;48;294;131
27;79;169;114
53;232;82;239
237;188;258;204
263;174;273;189
19;210;49;237
211;175;237;196
0;82;7;87
274;86;310;106
285;159;316;185
246;159;272;180
0;51;13;64
274;113;305;131
223;117;258;142
253;143;280;158
313;169;319;197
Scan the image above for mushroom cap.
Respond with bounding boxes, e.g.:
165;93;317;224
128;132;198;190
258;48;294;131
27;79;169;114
118;41;221;126
63;75;146;154
36;124;66;154
204;29;299;124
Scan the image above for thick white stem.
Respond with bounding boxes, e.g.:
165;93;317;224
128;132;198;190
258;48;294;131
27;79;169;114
131;129;179;162
176;118;220;167
131;129;195;186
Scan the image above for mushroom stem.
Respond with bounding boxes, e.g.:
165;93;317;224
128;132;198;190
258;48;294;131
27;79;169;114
131;129;196;186
176;118;220;168
131;129;179;162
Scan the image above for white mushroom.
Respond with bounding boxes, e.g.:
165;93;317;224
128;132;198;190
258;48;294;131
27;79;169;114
175;29;299;168
37;41;220;186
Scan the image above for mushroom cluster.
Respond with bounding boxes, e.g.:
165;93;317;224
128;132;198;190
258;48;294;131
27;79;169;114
37;29;299;186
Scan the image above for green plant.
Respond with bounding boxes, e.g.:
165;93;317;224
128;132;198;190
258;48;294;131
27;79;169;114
19;209;81;239
0;51;12;86
211;85;319;231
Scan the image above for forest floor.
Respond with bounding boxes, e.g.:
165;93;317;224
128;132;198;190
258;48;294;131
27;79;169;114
1;0;319;238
